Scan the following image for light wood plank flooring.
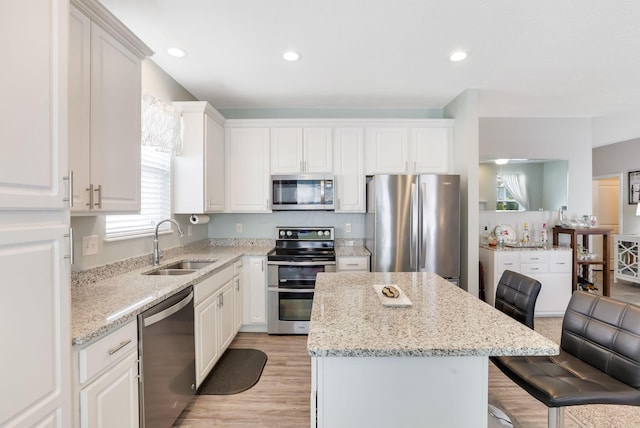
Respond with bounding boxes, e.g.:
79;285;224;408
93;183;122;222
177;320;640;427
175;334;310;427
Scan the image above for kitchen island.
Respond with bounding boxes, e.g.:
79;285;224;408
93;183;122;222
308;272;558;428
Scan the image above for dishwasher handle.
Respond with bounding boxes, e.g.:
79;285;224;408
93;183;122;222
143;289;194;327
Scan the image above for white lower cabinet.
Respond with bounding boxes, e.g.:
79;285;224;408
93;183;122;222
194;265;236;387
75;321;139;428
242;256;267;332
479;247;572;316
233;259;244;332
614;234;640;284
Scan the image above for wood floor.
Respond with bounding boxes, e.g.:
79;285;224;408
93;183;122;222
174;333;310;427
176;315;640;427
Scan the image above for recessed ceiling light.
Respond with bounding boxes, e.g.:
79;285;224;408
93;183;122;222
167;47;187;58
283;51;301;61
449;51;468;62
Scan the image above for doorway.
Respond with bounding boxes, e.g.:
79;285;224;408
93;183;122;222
592;175;622;269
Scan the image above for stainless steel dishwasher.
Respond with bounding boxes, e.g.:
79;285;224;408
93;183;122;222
138;286;195;427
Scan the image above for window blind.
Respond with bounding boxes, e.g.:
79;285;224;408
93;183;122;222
105;146;172;239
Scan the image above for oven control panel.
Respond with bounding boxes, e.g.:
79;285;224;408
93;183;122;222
275;227;334;240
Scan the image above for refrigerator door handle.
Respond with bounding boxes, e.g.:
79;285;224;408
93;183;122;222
410;182;418;269
420;182;427;270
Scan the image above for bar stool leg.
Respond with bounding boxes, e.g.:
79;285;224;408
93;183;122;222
548;407;564;428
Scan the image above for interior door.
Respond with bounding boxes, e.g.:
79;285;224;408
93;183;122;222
592;176;620;268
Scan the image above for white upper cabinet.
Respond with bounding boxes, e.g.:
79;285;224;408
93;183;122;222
173;102;225;214
270;127;332;173
365;127;409;174
69;0;152;214
0;0;69;210
365;121;453;174
225;126;271;212
333;128;365;212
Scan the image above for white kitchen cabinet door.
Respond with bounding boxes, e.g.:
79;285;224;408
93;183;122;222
0;0;69;210
89;23;142;213
304;128;333;172
243;256;267;329
173;101;225;214
195;290;221;387
233;260;244;332
271;128;303;174
271;127;332;173
79;351;139;428
69;6;92;211
333;128;365;212
1;223;71;427
411;127;451;173
365;127;409;174
225;127;271;212
219;281;236;351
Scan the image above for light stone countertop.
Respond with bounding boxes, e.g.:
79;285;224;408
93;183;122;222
480;244;572;252
307;271;559;358
71;245;272;346
335;246;370;257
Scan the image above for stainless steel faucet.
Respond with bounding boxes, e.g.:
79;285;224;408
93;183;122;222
153;218;184;265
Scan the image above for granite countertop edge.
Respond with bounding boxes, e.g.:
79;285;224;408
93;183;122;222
71;245;272;347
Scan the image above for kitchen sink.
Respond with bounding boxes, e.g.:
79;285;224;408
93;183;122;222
164;260;215;270
143;259;216;275
146;269;196;276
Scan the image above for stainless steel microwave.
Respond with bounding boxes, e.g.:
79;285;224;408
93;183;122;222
271;174;335;211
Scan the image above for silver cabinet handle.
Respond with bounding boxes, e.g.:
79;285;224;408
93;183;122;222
261;259;265;271
108;339;131;355
235;278;240;291
94;184;102;209
63;170;73;207
86;184;94;207
64;227;74;265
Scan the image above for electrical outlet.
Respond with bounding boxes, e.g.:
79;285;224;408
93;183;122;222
236;223;243;233
345;223;352;233
82;235;98;256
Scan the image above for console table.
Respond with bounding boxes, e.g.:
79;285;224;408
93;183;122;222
552;226;612;296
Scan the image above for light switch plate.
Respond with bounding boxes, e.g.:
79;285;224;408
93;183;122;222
82;235;98;256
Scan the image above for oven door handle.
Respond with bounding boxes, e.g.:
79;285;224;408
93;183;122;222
267;287;315;293
267;261;336;266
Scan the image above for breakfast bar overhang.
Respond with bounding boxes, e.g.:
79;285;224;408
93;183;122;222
307;272;559;428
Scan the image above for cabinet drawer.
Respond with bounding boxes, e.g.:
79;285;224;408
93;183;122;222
520;252;549;264
78;321;137;384
520;263;548;274
195;265;234;304
337;256;369;271
496;253;520;274
549;252;572;273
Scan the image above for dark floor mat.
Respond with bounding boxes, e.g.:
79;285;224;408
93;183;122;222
197;348;267;395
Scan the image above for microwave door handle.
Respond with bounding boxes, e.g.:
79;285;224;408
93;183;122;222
320;180;325;204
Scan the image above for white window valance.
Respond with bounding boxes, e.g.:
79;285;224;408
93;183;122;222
141;93;183;155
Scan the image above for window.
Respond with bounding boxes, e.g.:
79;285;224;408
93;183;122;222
106;94;181;239
105;147;172;239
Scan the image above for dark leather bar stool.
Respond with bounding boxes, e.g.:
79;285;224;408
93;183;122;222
489;270;542;426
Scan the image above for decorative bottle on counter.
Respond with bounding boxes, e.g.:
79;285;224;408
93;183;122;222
541;223;548;243
522;222;530;243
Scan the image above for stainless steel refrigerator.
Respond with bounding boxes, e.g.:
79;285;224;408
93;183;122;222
365;174;460;283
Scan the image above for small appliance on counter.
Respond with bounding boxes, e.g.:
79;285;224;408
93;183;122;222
266;227;336;334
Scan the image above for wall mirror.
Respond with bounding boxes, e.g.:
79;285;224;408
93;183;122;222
479;159;568;211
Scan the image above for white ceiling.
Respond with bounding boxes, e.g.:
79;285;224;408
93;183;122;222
101;0;640;135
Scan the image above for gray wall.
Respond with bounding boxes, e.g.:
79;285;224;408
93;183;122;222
593;138;640;234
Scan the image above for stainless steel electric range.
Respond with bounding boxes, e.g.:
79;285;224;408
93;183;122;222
266;227;336;334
